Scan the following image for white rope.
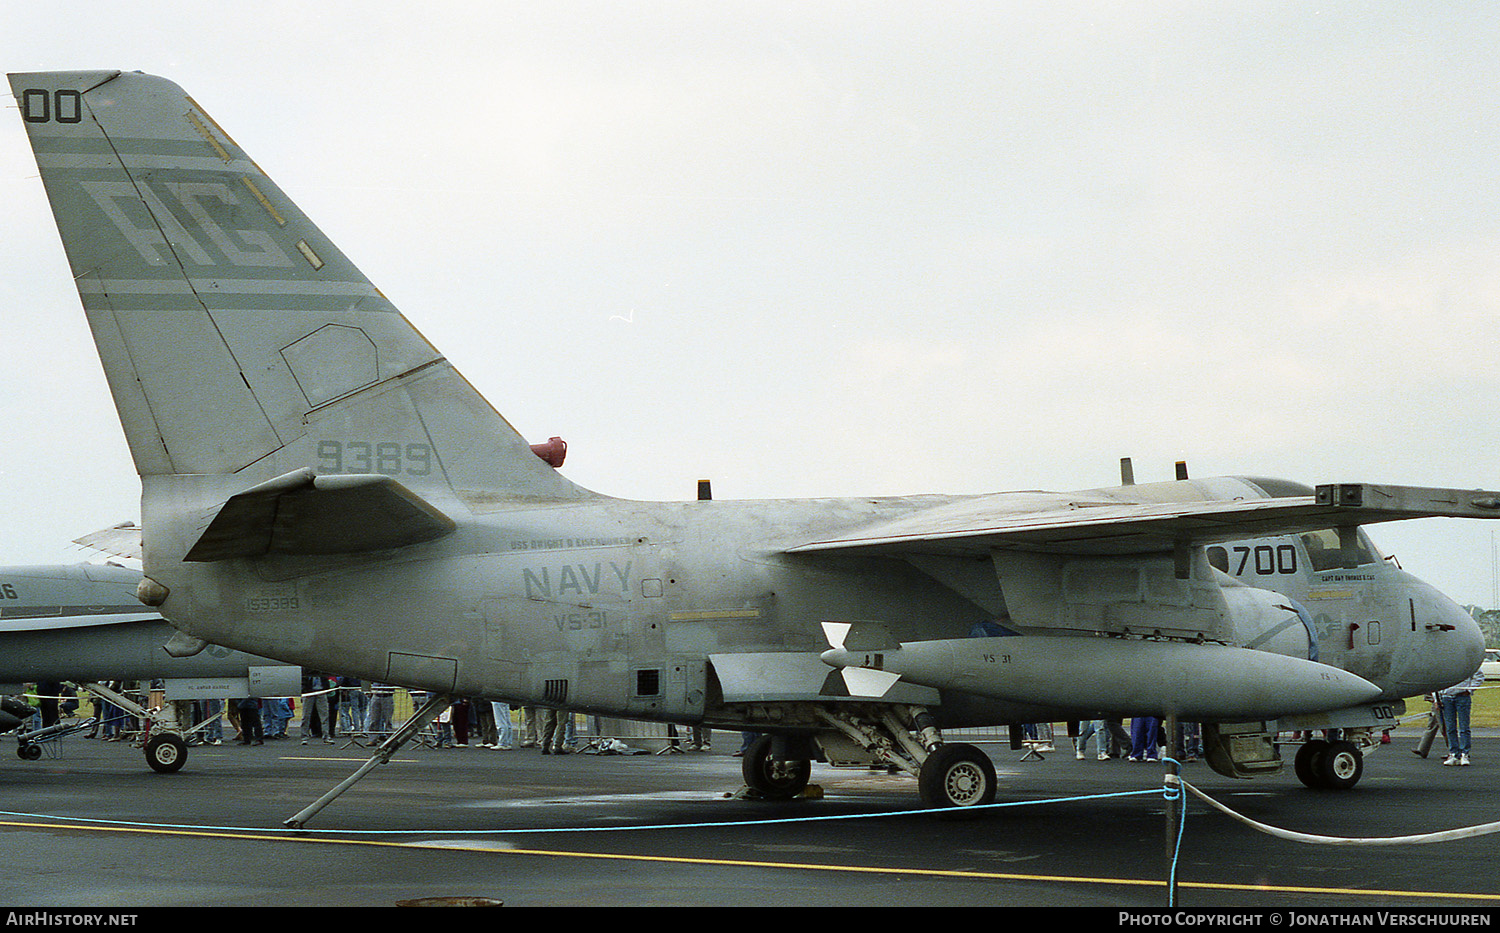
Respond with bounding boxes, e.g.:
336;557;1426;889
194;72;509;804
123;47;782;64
1182;779;1500;846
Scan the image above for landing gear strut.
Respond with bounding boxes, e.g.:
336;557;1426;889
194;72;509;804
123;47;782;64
814;705;998;810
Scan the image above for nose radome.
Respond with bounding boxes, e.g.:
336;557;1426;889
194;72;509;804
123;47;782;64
1448;602;1486;679
1426;591;1485;690
1389;580;1486;696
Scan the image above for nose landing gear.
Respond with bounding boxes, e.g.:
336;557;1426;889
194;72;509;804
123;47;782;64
1294;737;1364;790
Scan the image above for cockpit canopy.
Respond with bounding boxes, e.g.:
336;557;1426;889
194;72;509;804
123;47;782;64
1207;527;1381;574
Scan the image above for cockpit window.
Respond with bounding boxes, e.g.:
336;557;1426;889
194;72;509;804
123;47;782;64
1300;528;1376;571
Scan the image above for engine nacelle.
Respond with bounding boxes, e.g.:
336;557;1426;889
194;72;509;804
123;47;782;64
1220;579;1319;661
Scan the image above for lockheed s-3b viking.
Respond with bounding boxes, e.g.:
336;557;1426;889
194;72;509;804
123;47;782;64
9;70;1492;822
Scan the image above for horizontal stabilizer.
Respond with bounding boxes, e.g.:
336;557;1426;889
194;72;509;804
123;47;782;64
73;522;143;560
185;469;455;561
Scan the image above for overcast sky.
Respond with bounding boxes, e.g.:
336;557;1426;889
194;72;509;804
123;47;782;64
3;2;1500;604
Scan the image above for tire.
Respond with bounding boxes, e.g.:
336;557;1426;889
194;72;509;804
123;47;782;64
145;733;187;773
1293;739;1329;789
918;743;997;810
1316;740;1363;791
741;734;811;800
18;743;41;761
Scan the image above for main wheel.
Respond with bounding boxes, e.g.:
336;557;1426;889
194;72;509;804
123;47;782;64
1316;740;1363;790
741;734;811;799
918;743;997;809
1293;739;1329;789
145;733;187;773
18;743;41;761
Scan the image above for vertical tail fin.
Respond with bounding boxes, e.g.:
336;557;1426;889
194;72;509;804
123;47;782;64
10;70;589;501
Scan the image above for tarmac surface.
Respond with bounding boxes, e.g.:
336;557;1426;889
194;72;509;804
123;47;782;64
0;727;1497;909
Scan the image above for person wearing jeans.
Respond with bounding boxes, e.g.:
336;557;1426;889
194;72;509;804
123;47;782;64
1440;666;1485;766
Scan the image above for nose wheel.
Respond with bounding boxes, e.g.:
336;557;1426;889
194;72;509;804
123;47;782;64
145;733;187;773
1293;738;1364;790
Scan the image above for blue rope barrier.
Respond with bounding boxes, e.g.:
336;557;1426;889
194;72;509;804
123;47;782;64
0;787;1163;836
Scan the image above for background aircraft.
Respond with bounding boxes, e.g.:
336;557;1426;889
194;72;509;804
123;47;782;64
0;560;298;771
7;71;1492;814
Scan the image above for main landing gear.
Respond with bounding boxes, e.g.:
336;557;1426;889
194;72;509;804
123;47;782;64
741;705;998;810
917;743;997;809
741;735;813;800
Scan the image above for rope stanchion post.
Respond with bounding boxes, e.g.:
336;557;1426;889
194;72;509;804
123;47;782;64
1161;712;1187;908
1163;716;1177;861
1162;759;1191;909
1163;714;1180;906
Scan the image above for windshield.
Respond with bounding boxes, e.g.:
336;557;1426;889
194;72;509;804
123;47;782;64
1299;528;1377;572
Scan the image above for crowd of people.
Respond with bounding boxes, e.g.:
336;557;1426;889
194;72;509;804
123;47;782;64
1066;717;1202;762
222;677;548;749
58;675;695;753
18;662;1491;767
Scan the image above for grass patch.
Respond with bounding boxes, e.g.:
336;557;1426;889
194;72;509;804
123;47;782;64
1395;685;1500;729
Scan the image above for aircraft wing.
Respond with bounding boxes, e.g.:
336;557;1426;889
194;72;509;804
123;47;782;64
185;469;455;561
785;483;1500;558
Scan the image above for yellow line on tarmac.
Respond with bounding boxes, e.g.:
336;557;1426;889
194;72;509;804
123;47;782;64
3;819;1496;903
